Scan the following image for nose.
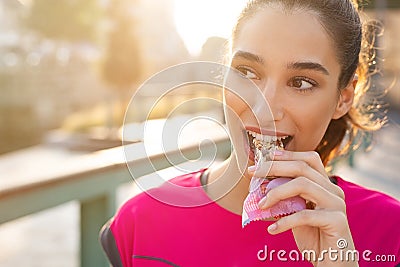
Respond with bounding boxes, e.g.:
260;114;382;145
252;82;284;124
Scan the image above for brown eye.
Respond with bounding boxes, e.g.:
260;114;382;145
236;66;260;80
292;79;303;88
288;77;317;91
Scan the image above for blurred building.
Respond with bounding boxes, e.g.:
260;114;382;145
1;0;399;155
0;1;110;154
198;36;228;63
0;0;192;154
378;9;400;108
136;0;190;76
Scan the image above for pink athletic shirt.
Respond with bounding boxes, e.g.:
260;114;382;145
101;169;400;266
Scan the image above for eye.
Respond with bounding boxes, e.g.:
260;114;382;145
236;66;260;80
288;76;317;91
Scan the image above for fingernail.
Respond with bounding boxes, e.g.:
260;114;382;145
248;165;256;172
267;223;277;232
258;197;267;208
273;150;284;156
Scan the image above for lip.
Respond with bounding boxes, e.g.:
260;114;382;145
245;126;291;137
248;146;255;163
242;129;255;163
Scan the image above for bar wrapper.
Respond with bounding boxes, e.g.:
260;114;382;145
242;139;306;227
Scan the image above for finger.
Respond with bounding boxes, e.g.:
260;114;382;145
252;160;344;199
248;160;272;177
252;160;327;187
267;209;349;235
258;176;345;210
272;150;326;176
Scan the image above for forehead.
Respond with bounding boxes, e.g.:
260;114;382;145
232;6;340;74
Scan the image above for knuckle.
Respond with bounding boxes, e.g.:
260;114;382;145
333;210;347;222
332;194;346;211
298;209;313;222
286;150;294;158
307;151;321;162
295;176;309;187
296;161;309;172
335;186;345;200
293;176;312;193
266;188;278;201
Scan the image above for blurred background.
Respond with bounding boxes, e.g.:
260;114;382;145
0;0;399;266
0;0;246;155
0;0;399;154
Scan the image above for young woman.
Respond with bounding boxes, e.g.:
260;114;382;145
101;1;400;266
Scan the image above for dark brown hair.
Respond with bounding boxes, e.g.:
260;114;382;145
230;0;385;166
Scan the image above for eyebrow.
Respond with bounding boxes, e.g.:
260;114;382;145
288;61;330;75
232;50;330;76
232;50;264;65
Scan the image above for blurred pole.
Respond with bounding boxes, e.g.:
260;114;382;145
375;0;386;71
373;0;386;116
376;0;387;18
348;0;387;169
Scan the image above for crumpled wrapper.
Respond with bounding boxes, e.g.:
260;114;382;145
242;139;306;227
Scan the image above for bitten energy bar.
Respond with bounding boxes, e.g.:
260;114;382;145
242;137;306;227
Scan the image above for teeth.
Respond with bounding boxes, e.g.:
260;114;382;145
247;130;289;141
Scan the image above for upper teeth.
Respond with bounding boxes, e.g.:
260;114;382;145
247;130;289;142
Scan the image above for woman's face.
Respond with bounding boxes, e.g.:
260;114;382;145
225;6;350;165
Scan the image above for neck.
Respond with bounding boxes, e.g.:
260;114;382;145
205;154;251;215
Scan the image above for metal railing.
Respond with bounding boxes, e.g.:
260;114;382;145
0;128;231;266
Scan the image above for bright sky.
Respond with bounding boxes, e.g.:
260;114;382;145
173;0;247;56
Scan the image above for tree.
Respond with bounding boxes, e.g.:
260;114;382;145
102;18;141;92
25;0;101;42
101;0;142;125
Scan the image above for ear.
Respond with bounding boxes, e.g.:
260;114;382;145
332;75;357;119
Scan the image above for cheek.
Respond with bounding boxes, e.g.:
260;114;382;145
224;91;248;139
289;97;338;149
224;90;260;128
302;112;331;139
224;90;247;116
223;90;252;167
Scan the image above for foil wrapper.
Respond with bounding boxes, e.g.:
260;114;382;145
242;138;306;227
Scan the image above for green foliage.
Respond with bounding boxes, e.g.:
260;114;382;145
362;0;400;9
25;0;102;42
102;0;141;90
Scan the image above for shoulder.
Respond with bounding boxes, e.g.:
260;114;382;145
336;177;400;228
335;177;400;262
111;168;207;224
335;176;400;214
107;169;209;266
